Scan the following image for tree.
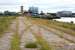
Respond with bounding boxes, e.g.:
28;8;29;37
40;11;44;15
0;12;3;16
4;11;10;15
4;11;18;16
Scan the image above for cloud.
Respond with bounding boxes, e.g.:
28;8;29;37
0;0;75;12
0;0;20;5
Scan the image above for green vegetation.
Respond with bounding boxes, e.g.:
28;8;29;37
10;33;20;50
0;11;20;16
49;20;75;31
32;32;53;50
0;16;16;37
24;17;53;50
48;20;75;36
10;17;20;50
25;42;38;48
31;17;75;36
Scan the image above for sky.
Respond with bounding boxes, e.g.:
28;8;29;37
0;0;75;13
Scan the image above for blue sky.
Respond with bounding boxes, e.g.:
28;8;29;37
0;0;75;13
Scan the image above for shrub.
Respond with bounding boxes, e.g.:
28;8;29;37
25;42;38;48
70;21;74;24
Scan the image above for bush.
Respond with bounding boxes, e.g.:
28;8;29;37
25;42;38;48
70;21;74;24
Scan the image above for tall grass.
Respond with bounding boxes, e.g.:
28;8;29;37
31;17;75;36
10;17;20;50
10;33;20;50
49;20;75;31
31;30;53;50
24;17;54;50
0;16;16;37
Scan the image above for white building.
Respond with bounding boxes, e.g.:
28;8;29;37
56;11;72;17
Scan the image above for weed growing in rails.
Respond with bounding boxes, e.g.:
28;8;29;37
10;17;20;50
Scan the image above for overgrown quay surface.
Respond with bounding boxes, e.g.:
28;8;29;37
0;16;75;50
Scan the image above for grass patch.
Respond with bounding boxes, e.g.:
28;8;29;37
10;33;20;50
30;17;75;36
25;42;38;48
31;32;53;50
49;20;75;31
0;16;16;37
10;17;20;50
24;17;53;50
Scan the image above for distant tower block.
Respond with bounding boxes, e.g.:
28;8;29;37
21;6;24;14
